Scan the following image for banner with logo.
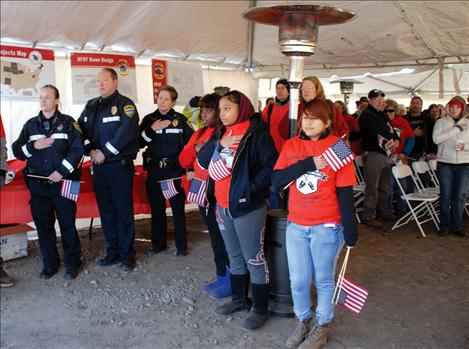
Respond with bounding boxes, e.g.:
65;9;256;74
151;59;167;104
70;52;137;104
0;45;55;99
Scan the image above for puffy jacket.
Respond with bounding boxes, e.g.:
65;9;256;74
78;90;140;160
197;114;278;218
433;96;469;164
12;110;84;177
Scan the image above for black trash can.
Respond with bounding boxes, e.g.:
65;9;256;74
264;209;294;318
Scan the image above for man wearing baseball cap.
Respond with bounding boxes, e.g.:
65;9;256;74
359;89;401;228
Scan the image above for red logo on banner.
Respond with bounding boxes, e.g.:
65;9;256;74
152;59;167;104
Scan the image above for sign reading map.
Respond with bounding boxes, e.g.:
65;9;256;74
0;45;55;99
70;52;137;104
151;59;167;104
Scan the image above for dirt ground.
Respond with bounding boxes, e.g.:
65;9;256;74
1;210;468;349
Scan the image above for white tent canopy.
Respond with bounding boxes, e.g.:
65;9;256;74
1;0;468;120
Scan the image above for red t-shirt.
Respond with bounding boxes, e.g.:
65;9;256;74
179;127;215;181
262;102;289;153
215;120;250;208
274;134;356;226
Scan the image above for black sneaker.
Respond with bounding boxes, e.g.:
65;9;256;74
453;230;467;237
362;219;383;228
174;251;188;257
96;255;120;267
147;246;167;255
438;229;450;236
64;267;81;280
118;261;135;273
39;267;59;280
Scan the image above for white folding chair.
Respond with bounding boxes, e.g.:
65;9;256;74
392;164;440;237
411;161;440;196
427;159;440;187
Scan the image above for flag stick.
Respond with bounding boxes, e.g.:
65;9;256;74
157;176;183;183
27;174;85;183
332;246;351;304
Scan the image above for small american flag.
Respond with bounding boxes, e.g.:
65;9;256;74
187;177;207;207
160;179;179;200
337;277;368;314
208;148;232;181
322;139;355;172
61;180;80;202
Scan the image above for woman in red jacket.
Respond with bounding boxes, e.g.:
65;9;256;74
179;93;231;299
298;76;349;139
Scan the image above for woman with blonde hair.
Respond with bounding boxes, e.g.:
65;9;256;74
298;76;349;138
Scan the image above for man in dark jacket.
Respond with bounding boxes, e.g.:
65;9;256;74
78;68;139;272
359;89;400;228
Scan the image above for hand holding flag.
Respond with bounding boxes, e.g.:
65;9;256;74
61;180;80;202
160;178;179;200
321;139;355;172
332;247;368;314
187;177;207;207
208;148;232;181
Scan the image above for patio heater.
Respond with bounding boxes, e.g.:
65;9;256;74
243;4;355;317
330;79;363;104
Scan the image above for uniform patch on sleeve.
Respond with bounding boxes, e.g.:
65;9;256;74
73;121;82;133
123;105;136;118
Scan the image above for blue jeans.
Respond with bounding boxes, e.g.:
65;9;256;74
286;221;344;325
386;166;408;215
437;164;469;233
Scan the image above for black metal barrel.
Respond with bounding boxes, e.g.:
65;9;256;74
264;209;294;317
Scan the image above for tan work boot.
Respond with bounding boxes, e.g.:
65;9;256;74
285;318;312;348
298;323;330;349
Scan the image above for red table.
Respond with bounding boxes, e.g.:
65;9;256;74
0;160;189;224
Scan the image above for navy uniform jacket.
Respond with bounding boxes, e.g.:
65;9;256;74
12;111;84;177
78;90;139;161
139;108;194;179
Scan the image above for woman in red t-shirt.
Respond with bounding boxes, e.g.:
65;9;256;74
179;93;231;299
272;99;358;349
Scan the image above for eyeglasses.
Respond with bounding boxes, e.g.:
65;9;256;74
384;109;395;113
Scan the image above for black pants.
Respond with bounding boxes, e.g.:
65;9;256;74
199;205;229;276
28;181;81;269
146;171;187;252
92;161;136;263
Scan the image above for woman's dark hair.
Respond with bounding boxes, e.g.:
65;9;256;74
428;104;439;111
199;93;221;110
41;84;60;99
222;90;240;105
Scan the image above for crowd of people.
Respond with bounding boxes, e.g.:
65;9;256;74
1;68;468;348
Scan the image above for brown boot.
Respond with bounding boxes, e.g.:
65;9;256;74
285;318;312;348
298;323;330;349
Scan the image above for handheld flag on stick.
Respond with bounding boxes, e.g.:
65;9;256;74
322;139;355;172
332;247;368;314
160;179;179;200
61;180;80;202
208;148;232;181
187;177;207;207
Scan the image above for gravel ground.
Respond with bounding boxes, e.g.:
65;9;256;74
1;210;468;349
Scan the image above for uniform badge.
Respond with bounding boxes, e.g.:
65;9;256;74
111;106;118;115
73;121;82;133
172;119;179;127
57;124;63;131
123;105;135;118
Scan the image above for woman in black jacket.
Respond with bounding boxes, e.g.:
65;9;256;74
198;90;277;331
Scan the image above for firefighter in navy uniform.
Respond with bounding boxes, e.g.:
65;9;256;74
12;85;83;280
139;85;194;256
78;68;140;272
